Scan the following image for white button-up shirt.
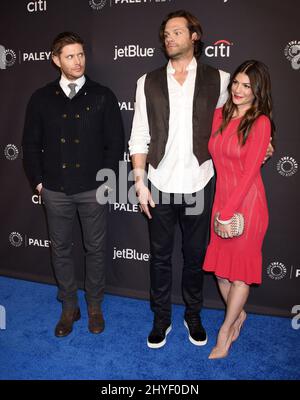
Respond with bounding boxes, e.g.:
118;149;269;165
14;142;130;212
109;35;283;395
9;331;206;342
59;74;86;97
129;58;230;194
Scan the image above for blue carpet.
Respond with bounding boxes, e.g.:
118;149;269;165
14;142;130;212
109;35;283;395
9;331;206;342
0;276;299;380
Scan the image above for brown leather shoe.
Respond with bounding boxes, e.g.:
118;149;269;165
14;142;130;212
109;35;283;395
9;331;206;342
55;307;81;337
88;305;105;334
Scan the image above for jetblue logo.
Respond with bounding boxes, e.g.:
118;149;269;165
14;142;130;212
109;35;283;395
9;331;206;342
114;45;155;60
113;247;150;261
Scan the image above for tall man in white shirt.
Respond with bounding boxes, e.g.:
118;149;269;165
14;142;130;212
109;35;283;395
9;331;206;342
129;10;230;349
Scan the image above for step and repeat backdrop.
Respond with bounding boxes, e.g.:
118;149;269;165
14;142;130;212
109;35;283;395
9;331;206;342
0;0;299;317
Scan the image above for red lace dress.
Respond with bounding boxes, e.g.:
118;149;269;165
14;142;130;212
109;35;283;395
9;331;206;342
203;108;271;284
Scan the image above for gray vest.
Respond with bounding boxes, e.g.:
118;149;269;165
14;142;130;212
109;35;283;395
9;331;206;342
144;62;220;168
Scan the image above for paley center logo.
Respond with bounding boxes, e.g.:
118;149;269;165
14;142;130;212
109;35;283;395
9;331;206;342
267;262;287;280
267;262;300;280
205;40;233;58
89;0;173;10
0;45;16;69
4;144;19;161
284;40;300;70
277;156;298;177
22;50;51;62
114;44;155;61
9;232;50;248
119;101;134;111
110;202;139;213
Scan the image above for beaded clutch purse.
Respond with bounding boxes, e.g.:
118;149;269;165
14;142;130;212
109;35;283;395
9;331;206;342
214;213;245;238
230;213;245;237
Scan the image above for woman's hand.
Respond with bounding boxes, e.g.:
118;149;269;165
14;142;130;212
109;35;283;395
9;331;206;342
214;213;234;239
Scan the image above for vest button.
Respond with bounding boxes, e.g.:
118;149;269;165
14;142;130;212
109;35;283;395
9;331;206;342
62;114;67;118
75;163;80;168
61;138;66;143
62;163;67;169
74;139;80;144
75;114;80;119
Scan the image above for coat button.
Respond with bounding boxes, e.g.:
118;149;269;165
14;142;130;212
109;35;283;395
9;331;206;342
62;163;67;169
86;106;90;111
75;163;80;168
62;114;67;118
61;138;66;143
75;114;80;119
74;139;80;144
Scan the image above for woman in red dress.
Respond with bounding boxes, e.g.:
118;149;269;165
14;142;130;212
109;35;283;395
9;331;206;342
203;60;275;359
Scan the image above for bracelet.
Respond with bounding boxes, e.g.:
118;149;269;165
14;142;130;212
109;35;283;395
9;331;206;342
216;216;233;225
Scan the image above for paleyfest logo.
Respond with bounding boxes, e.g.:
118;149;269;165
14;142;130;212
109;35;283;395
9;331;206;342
4;144;19;161
277;156;298;177
89;0;107;10
284;40;300;70
0;45;16;69
267;262;287;280
89;0;174;10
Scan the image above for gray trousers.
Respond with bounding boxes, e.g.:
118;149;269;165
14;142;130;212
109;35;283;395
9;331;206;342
42;188;108;309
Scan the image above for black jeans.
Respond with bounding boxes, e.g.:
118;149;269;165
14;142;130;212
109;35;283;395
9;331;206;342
42;188;108;309
148;178;214;322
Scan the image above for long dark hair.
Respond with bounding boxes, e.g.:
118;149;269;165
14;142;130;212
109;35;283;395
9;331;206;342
159;10;203;58
217;60;275;146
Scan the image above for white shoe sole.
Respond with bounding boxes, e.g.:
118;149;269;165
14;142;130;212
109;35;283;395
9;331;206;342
147;325;172;349
184;320;208;346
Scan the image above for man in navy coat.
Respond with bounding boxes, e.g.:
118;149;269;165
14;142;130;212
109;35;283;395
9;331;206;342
22;32;124;337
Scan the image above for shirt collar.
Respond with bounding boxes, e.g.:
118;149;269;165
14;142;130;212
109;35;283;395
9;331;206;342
59;74;86;92
167;57;197;74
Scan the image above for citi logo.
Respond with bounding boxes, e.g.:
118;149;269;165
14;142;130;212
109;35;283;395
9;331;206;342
32;194;43;205
27;0;47;12
114;45;155;61
113;247;150;261
0;45;16;69
123;152;130;162
205;40;233;58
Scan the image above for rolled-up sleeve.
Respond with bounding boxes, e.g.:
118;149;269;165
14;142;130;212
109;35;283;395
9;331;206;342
128;74;151;155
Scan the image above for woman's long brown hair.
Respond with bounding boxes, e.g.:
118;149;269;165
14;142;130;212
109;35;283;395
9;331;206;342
216;60;275;146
